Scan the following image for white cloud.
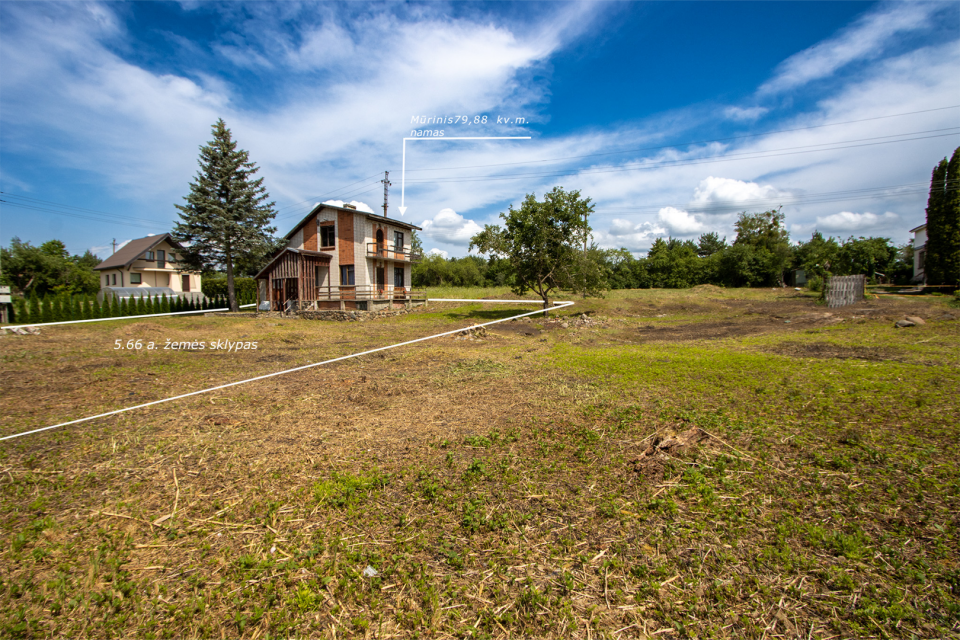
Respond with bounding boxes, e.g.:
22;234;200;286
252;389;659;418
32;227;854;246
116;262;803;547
320;200;375;214
759;3;938;95
420;208;483;244
428;248;449;259
657;206;704;234
815;211;898;232
595;218;668;253
691;176;784;208
723;106;768;122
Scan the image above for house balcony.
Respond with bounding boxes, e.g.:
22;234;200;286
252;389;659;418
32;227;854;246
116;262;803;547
366;243;423;263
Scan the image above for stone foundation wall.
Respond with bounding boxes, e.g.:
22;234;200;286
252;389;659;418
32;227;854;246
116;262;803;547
298;306;420;322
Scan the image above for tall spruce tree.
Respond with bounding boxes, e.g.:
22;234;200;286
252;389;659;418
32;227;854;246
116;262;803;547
924;147;960;286
173;119;277;312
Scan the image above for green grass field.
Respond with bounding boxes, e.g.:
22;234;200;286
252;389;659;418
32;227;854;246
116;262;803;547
1;288;957;638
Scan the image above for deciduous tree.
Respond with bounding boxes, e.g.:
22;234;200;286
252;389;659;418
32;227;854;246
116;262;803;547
470;187;599;312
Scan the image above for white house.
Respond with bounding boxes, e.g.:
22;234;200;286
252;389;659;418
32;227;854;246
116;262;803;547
910;224;927;282
94;234;201;293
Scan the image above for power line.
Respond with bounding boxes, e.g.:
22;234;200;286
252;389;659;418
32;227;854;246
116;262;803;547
0;200;161;230
595;180;958;217
402;104;960;173
0;192;162;225
403;131;960;185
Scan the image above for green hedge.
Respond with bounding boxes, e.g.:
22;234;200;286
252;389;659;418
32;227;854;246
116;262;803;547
201;277;258;300
10;292;227;324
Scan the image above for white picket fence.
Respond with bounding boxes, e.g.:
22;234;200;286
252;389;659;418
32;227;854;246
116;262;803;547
825;275;866;308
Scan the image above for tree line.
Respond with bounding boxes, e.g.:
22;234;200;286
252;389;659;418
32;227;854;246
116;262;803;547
413;214;916;292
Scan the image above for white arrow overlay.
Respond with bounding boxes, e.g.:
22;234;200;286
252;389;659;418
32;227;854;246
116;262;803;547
398;136;531;216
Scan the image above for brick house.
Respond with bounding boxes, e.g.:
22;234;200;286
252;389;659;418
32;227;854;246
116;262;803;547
256;202;423;311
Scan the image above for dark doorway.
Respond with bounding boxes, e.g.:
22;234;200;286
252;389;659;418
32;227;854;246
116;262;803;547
182;274;190;292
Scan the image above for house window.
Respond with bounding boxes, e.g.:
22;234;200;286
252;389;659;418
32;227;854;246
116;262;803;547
156;250;165;263
111;274;117;285
320;223;335;247
394;231;404;252
130;273;142;284
340;265;355;286
918;250;926;270
145;251;154;260
394;267;404;288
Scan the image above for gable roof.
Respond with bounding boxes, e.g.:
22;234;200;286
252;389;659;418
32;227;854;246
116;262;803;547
283;203;422;241
909;223;927;233
94;234;185;271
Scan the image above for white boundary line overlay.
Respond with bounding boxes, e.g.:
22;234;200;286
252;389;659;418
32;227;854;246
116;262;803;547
0;298;572;442
5;303;258;329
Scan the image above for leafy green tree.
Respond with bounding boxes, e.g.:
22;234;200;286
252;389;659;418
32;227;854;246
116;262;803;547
924;147;960;285
716;244;769;287
646;238;701;288
0;237;99;295
835;236;897;280
794;231;840;281
470;187;598;310
410;230;424;258
173;119;278;311
732;209;792;286
696;232;727;257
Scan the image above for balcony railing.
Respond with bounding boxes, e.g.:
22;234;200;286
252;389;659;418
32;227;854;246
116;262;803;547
366;243;423;262
311;285;425;301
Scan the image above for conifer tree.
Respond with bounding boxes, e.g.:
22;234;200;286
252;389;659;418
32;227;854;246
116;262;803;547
145;295;154;315
72;296;83;320
41;295;52;323
161;293;170;314
924;147;960;285
173;119;278;312
93;297;102;319
14;296;27;324
29;296;41;323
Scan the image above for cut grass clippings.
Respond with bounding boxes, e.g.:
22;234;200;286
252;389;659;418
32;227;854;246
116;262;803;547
0;288;958;639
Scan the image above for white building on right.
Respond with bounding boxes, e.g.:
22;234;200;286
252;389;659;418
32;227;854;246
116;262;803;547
910;224;927;282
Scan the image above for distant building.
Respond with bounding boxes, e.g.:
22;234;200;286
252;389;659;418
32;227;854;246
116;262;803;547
256;202;423;311
93;234;201;293
910;224;927;282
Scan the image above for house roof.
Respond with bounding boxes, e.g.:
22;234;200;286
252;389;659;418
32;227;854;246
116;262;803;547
909;223;927;233
94;234;184;270
283;203;422;241
254;247;332;280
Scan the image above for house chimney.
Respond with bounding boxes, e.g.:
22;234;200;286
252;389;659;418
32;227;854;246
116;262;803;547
343;203;357;210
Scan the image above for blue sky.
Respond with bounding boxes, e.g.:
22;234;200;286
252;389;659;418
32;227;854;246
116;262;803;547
1;1;958;261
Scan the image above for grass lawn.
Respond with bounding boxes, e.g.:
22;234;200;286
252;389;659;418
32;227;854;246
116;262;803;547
1;287;958;638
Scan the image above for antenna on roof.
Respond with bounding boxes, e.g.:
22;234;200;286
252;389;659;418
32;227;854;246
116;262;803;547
112;238;117;255
381;171;390;218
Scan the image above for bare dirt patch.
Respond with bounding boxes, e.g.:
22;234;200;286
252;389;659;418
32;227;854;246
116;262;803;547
765;341;907;362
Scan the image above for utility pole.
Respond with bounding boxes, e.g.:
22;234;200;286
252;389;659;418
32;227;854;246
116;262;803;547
112;238;117;255
381;171;391;218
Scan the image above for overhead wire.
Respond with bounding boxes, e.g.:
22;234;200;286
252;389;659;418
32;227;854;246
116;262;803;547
594;180;960;217
401;104;960;173
402;131;960;185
